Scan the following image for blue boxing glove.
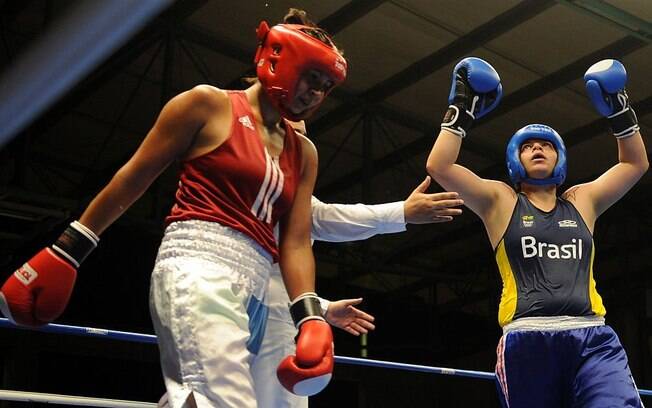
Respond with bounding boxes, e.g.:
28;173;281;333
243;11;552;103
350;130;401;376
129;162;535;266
584;59;639;138
441;57;502;138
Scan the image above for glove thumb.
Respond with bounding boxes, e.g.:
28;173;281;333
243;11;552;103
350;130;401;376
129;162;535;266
585;79;612;116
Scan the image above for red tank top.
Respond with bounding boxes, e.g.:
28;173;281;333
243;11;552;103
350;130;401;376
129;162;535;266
166;90;303;261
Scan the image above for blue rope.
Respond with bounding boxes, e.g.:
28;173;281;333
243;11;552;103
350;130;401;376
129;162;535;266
1;318;650;396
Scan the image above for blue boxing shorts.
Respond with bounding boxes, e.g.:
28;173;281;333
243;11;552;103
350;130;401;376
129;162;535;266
495;316;644;408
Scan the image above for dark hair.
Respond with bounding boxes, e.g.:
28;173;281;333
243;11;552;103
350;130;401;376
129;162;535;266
283;8;316;26
283;8;342;53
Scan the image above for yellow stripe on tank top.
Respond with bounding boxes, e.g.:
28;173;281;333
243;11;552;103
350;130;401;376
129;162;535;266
588;241;606;316
495;240;517;327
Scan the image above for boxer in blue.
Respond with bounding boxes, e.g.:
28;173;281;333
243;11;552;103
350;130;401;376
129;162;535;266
427;57;648;407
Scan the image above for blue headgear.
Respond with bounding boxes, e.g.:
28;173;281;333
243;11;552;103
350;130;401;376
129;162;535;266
506;124;566;186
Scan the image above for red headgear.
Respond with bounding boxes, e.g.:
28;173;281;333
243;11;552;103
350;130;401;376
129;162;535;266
254;21;347;121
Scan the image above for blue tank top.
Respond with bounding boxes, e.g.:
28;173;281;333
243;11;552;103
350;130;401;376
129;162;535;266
495;193;606;327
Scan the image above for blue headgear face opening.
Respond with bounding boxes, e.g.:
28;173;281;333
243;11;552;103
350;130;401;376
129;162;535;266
506;124;567;186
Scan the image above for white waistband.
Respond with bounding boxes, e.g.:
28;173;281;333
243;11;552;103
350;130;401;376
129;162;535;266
503;315;605;334
157;220;273;283
162;220;273;262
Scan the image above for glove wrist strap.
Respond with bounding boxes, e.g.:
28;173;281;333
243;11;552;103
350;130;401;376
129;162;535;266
52;221;99;268
441;105;473;138
290;292;325;328
608;107;640;138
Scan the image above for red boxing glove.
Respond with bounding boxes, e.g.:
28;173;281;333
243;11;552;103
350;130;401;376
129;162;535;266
0;248;77;326
277;293;334;396
0;221;98;326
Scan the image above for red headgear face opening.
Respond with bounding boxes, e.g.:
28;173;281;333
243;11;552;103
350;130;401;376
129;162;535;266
254;21;347;121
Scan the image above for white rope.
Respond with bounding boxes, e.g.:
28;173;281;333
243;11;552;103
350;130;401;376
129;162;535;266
0;389;156;407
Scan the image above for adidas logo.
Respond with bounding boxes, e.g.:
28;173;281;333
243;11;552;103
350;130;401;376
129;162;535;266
239;115;254;130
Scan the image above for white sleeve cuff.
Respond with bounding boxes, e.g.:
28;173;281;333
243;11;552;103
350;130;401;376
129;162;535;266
317;297;331;315
376;201;406;234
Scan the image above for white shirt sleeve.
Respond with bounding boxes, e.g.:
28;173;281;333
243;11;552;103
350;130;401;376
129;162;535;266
310;196;406;242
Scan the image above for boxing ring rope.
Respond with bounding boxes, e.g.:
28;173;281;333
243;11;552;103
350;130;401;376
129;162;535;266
0;389;156;408
0;1;536;404
1;317;651;406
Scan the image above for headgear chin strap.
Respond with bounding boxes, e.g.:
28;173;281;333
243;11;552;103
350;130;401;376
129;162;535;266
254;21;347;121
506;124;567;186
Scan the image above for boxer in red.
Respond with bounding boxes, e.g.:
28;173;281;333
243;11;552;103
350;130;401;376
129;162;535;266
1;8;346;407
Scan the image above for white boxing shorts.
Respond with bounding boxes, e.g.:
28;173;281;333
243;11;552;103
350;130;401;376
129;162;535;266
150;220;271;407
251;267;307;408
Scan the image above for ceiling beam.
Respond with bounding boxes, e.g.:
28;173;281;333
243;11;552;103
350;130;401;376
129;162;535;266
489;37;646;120
315;34;647;197
189;22;645;198
173;2;546;170
177;22;251;64
557;0;652;43
318;0;386;35
26;0;208;139
308;0;556;138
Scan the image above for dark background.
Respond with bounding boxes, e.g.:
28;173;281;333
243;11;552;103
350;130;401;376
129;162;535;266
1;1;651;406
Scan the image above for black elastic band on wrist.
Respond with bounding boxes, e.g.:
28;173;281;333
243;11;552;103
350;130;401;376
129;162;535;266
441;105;473;138
609;108;638;138
52;223;98;267
290;294;324;328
